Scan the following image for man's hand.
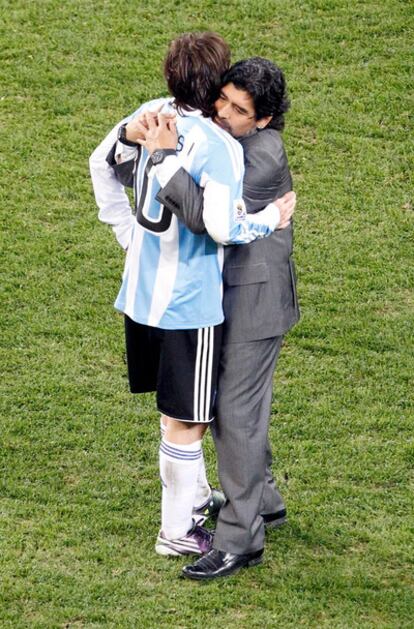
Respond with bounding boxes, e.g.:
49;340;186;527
274;191;296;229
136;112;178;155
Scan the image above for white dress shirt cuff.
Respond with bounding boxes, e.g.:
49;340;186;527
115;141;138;164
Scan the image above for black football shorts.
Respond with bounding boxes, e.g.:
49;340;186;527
124;315;223;423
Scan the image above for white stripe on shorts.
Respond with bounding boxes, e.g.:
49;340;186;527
193;327;214;422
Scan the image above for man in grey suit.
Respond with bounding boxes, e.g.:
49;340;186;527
137;57;299;578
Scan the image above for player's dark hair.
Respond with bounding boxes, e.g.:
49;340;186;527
222;57;290;130
164;32;231;117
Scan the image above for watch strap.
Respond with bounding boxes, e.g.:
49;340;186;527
150;148;177;165
118;123;139;147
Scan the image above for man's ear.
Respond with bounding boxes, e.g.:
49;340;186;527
256;116;272;130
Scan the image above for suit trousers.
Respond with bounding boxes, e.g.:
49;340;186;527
211;335;284;554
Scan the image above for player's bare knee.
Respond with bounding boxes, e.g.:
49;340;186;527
165;417;207;444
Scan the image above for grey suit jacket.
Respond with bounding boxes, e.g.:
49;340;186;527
156;128;300;343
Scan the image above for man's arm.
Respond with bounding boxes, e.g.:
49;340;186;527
139;114;288;245
144;115;294;239
156;168;295;234
241;129;292;212
156;167;206;234
122;111;205;233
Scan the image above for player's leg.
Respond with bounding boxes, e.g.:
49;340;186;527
157;417;210;553
161;415;224;525
155;325;223;556
160;415;210;507
160;415;218;524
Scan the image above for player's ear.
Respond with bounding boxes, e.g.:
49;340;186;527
256;116;272;130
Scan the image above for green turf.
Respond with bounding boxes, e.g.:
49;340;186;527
1;0;413;626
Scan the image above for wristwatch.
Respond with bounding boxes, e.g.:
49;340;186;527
150;149;177;166
117;123;139;147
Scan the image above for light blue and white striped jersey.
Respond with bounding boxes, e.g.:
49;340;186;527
91;98;279;330
115;98;242;329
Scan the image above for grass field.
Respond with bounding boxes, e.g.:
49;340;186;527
1;0;413;627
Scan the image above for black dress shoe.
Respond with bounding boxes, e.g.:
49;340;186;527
262;508;287;529
182;548;263;580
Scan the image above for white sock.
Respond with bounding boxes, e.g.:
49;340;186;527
160;418;211;510
159;438;202;540
194;454;211;509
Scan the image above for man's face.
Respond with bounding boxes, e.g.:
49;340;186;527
214;82;270;138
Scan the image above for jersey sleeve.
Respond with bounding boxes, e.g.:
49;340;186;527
201;140;279;245
89;119;135;250
90;98;171;249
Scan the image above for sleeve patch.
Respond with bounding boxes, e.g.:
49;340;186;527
234;199;247;222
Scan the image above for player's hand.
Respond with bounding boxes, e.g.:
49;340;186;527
136;112;178;154
124;105;175;143
274;191;296;229
125;113;151;142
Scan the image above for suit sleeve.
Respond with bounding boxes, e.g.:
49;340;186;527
241;129;292;213
155;167;206;234
154;138;278;244
155;132;289;240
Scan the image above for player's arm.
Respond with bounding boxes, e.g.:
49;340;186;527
200;141;282;245
204;180;295;240
89;119;136;250
156;165;295;237
90;101;170;248
144;115;293;239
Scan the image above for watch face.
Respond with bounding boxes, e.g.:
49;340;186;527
151;150;164;165
118;124;126;141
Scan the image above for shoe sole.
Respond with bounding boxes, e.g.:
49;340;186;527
155;542;205;557
155;544;183;557
182;555;263;580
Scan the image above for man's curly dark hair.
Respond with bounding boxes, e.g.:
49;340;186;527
222;57;290;130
